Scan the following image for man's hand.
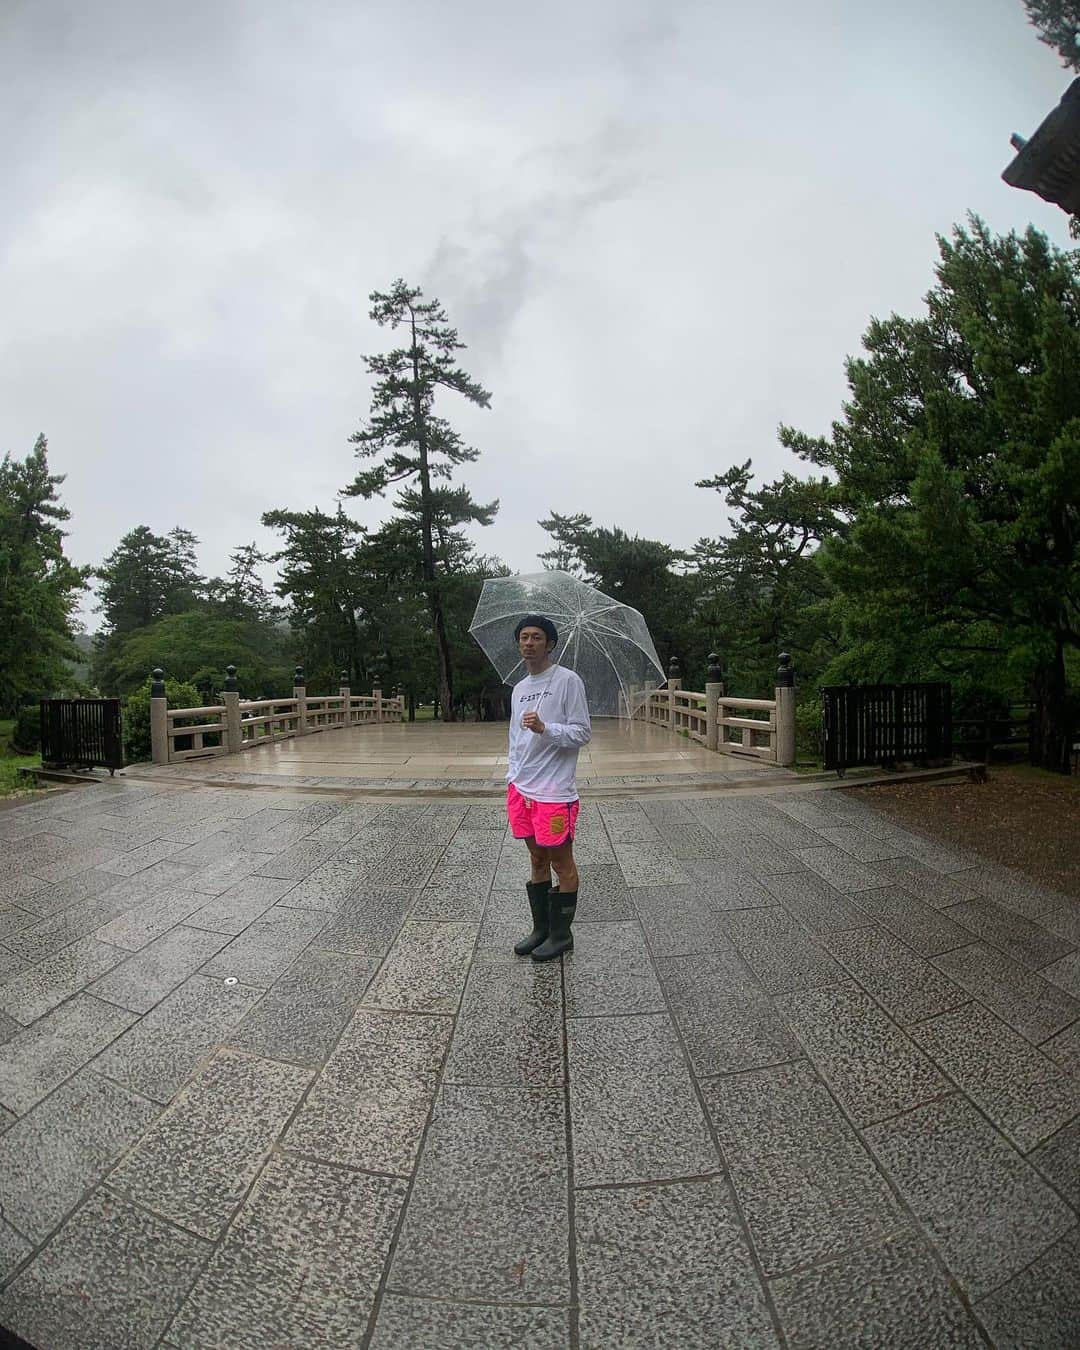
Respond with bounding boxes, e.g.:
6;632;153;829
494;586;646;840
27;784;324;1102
521;711;546;735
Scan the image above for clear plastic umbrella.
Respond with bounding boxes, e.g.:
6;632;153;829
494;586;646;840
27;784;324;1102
468;570;665;718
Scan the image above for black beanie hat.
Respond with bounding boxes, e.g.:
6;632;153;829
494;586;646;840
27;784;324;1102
514;614;558;645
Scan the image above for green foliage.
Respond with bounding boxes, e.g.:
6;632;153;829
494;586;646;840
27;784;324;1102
794;692;824;763
100;611;292;700
261;505;368;691
693;465;838;696
11;704;41;754
92;524;212;691
1023;2;1080;70
205;543;280;625
0;719;42;799
0;435;91;714
123;675;202;763
779;217;1080;769
94;525;205;636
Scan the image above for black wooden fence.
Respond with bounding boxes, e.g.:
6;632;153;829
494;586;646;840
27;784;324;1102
822;683;952;775
40;699;123;774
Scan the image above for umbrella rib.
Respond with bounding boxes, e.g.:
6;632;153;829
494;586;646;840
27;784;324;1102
576;622;635;710
569;614;664;662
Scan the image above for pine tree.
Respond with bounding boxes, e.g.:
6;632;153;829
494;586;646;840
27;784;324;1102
1024;1;1080;70
0;435;89;713
343;280;496;721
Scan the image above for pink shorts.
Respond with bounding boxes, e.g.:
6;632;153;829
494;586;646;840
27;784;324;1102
506;785;580;847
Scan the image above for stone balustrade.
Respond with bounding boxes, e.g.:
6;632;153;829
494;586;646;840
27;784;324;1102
149;665;405;766
632;653;796;767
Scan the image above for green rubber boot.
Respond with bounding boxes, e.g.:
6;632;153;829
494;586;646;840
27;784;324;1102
531;890;577;962
514;880;551;956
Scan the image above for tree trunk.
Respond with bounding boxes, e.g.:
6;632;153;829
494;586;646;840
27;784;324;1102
1031;638;1072;773
412;318;455;722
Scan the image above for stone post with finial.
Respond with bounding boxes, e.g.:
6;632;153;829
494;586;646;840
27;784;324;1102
339;670;351;726
705;652;724;752
373;672;383;723
667;656;682;731
293;665;307;738
775;652;796;767
223;664;242;755
150;668;169;764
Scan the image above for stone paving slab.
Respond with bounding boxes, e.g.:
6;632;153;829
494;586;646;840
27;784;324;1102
107;1047;313;1239
388;1082;570;1304
0;1070;159;1242
576;1176;775;1348
702;1060;905;1276
168;1153;406;1349
88;924;229;1012
822;924;970;1025
370;1294;571;1350
567;1013;717;1186
0;994;138;1114
0;1191;211;1350
0;776;1078;1348
863;1093;1076;1300
445;957;563;1087
933;941;1080;1044
0;937;126;1025
910;1001;1080;1151
770;1229;984;1348
777;984;950;1126
283;1008;450;1174
974;1224;1080;1350
94;973;262;1102
225;947;374;1068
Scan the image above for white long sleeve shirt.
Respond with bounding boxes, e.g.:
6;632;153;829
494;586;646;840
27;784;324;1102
507;664;592;802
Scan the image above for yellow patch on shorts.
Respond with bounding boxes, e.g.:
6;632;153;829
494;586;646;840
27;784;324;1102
548;813;567;836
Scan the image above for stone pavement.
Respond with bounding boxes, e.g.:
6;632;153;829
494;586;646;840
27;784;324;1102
0;778;1078;1348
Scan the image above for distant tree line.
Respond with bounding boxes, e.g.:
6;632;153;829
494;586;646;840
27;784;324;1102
2;217;1077;768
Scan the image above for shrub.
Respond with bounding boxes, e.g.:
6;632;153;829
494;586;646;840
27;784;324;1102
795;691;824;762
123;676;202;764
10;704;41;754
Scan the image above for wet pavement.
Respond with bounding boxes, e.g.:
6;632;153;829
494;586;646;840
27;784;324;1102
0;777;1077;1348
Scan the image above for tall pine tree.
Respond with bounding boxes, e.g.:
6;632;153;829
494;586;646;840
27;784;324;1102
343;280;496;721
0;435;89;713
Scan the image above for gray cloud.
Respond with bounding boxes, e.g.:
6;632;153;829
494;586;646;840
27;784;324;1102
1;0;1073;628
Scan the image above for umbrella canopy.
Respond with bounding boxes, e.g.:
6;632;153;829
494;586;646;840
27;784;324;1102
468;570;665;718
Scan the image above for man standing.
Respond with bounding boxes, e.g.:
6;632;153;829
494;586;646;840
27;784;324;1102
506;614;591;961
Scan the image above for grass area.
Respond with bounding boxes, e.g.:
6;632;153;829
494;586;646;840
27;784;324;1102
0;718;44;800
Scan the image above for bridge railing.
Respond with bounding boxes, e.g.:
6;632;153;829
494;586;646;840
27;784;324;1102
151;665;404;766
631;653;796;767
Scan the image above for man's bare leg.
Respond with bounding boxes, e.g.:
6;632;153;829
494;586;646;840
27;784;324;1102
524;837;552;885
547;840;578;894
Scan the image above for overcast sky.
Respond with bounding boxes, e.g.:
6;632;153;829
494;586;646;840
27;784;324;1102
2;0;1074;630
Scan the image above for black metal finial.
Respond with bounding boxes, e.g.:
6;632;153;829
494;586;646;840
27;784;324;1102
294;665;305;687
340;670;349;685
776;652;794;687
151;668;166;698
707;653;723;684
668;657;681;679
224;664;238;692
